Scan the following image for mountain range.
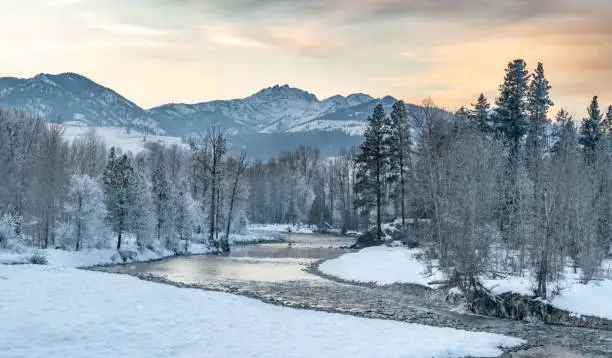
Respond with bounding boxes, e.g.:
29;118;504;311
0;72;427;158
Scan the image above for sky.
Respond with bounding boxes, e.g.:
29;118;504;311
1;0;611;117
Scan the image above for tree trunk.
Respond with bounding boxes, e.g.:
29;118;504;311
209;157;217;250
116;230;122;250
376;157;382;241
224;152;246;253
400;153;405;226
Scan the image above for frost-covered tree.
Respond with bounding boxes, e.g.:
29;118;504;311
151;163;174;246
62;174;107;250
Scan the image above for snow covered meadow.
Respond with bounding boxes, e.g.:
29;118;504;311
62;124;185;155
320;245;612;320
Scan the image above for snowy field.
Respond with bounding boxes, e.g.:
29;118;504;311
62;125;185;155
320;245;612;320
0;264;524;358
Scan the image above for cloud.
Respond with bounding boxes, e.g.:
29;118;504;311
201;23;272;49
92;23;172;37
265;21;344;55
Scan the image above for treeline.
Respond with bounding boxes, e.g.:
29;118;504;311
0;113;250;254
353;59;612;298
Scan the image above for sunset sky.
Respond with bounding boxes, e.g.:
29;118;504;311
1;0;610;117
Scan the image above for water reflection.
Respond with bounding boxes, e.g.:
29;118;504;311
112;235;353;284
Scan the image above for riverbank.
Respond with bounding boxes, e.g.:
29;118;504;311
318;245;612;323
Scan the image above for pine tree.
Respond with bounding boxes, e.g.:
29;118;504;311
388;100;412;226
552;109;577;157
496;59;530;156
471;93;491;133
495;60;529;249
526;62;553;175
454;106;470;122
579;96;603;163
308;188;331;229
103;148;140;250
151;163;173;248
602;105;612;136
174;190;191;252
354;104;392;242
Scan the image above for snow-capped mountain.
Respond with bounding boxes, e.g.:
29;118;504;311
149;84;376;135
0;73;161;133
0;72;406;138
0;72;435;158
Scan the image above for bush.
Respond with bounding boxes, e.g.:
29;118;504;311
29;250;48;265
0;215;20;249
354;230;382;248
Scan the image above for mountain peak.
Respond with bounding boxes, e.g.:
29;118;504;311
250;84;318;102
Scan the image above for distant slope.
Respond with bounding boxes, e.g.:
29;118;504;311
147;84;378;135
0;73;161;133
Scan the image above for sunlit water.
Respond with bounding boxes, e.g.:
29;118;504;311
106;233;354;284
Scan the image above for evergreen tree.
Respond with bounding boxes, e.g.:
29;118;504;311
388;100;412;226
602;105;612;136
526;62;553;174
495;60;529;249
285;200;297;225
354;104;392;242
579;96;603;163
174;190;191;252
103;148;140;250
471;93;491;133
308;188;331;229
496;59;530;156
552;109;577;157
151;163;174;248
454;106;470;122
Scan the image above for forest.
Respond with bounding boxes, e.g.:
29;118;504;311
1;59;612;299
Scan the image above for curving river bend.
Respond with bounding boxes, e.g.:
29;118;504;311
99;233;612;357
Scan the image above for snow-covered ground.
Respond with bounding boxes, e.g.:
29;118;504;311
320;245;612;320
0;264;524;358
320;246;444;287
62;125;185;155
248;223;314;234
0;244;210;267
0;232;209;267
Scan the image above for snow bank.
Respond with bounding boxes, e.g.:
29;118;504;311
229;232;285;244
551;280;612;320
321;245;612;321
0;265;524;358
0;244;209;268
248;223;314;234
319;246;444;287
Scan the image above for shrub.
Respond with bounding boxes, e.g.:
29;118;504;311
29;250;48;265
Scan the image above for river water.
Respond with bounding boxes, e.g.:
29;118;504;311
99;233;612;358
